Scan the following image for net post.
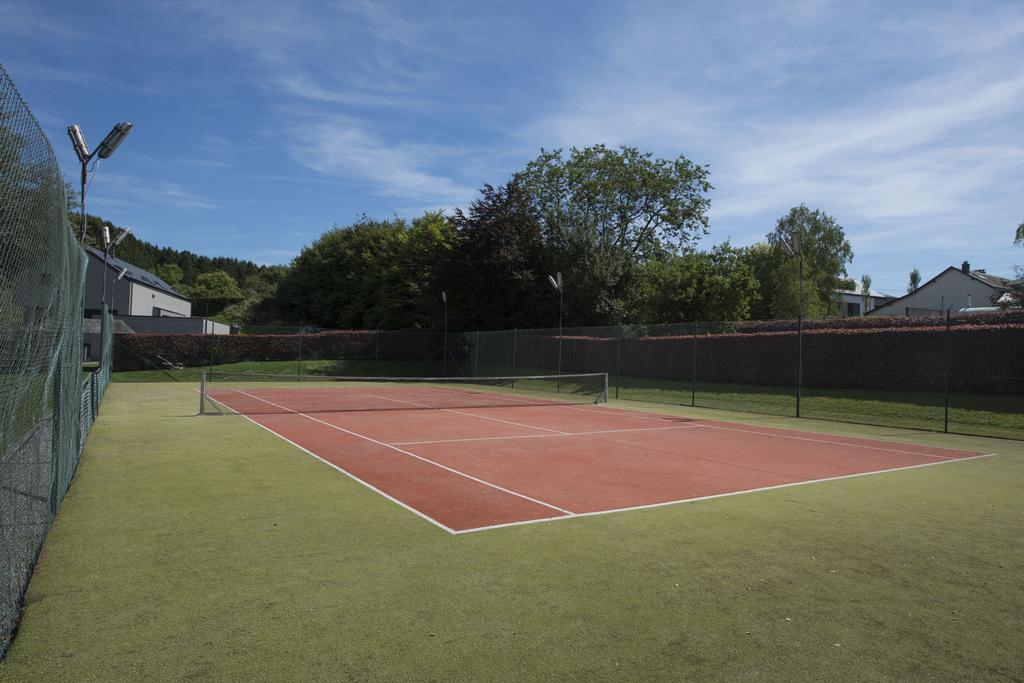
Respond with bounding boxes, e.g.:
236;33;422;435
603;372;609;403
199;371;206;415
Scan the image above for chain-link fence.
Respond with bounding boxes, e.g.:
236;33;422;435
1;65;110;658
115;311;1024;441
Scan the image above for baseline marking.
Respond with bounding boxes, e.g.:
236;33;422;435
229;389;575;516
453;452;998;534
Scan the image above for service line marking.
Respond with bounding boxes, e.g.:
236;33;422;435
228;389;574;517
390;423;702;446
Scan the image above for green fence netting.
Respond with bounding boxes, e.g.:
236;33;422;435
1;65;108;659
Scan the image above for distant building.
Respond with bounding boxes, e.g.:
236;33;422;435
84;247;191;318
835;283;895;316
867;261;1016;317
82;248;235;362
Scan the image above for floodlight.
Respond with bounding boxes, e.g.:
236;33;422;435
548;274;559;290
67;125;90;162
781;239;795;257
102;226;111;249
109;227;131;249
556;271;563;288
116;267;128;281
441;290;447;304
95;122;134;159
789;231;801;256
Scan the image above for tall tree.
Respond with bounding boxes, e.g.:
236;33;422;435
860;274;872;314
515;145;712;324
627;242;759;323
443;182;550;329
766;205;853;318
908;268;921;292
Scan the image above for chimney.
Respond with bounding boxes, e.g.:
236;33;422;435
961;260;970;273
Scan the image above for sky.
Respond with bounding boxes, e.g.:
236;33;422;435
4;0;1023;294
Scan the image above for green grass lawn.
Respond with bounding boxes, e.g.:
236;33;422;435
1;382;1022;679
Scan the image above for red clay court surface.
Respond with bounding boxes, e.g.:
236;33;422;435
207;385;992;534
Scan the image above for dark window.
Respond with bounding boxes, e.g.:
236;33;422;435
847;302;861;316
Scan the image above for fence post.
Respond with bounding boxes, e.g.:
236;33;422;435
615;325;622;400
297;324;303;381
511;328;518;387
691;323;697;407
796;318;803;418
944;311;951;433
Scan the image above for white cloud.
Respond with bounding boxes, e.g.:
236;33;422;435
288;120;477;207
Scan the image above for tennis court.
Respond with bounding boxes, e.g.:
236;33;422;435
203;372;989;533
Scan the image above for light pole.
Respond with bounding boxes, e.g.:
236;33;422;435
547;272;563;389
67;122;134;245
101;226;130;311
782;232;803;417
441;290;448;376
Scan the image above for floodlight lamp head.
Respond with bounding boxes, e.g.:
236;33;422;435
102;226;111;249
441;290;447;304
557;271;563;288
789;231;801;255
67;125;90;163
116;267;128;281
780;239;795;258
548;274;561;291
110;227;131;249
95;122;133;159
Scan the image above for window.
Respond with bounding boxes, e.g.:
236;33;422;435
847;302;861;316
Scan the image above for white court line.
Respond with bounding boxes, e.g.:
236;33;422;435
228;389;574;516
452;452;999;534
201;388;995;535
202;392;457;535
694;424;961;461
390;424;702;446
364;392;568;435
561;404;974;459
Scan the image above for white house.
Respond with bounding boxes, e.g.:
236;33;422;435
85;247;192;318
867;261;1015;317
834;283;896;317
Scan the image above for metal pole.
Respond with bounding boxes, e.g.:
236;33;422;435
443;300;448;376
474;330;480;377
796;253;803;419
615;325;622;400
557;288;563;391
691;323;697;407
79;162;88;244
199;371;206;415
944;310;951;433
297;324;303;381
512;328;518;387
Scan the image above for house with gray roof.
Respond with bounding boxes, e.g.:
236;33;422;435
867;261;1017;317
84;246;191;318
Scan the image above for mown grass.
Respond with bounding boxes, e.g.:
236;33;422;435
1;382;1022;679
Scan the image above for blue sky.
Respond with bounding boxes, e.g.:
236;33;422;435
4;0;1023;294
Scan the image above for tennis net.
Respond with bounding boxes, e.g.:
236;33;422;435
200;371;609;415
